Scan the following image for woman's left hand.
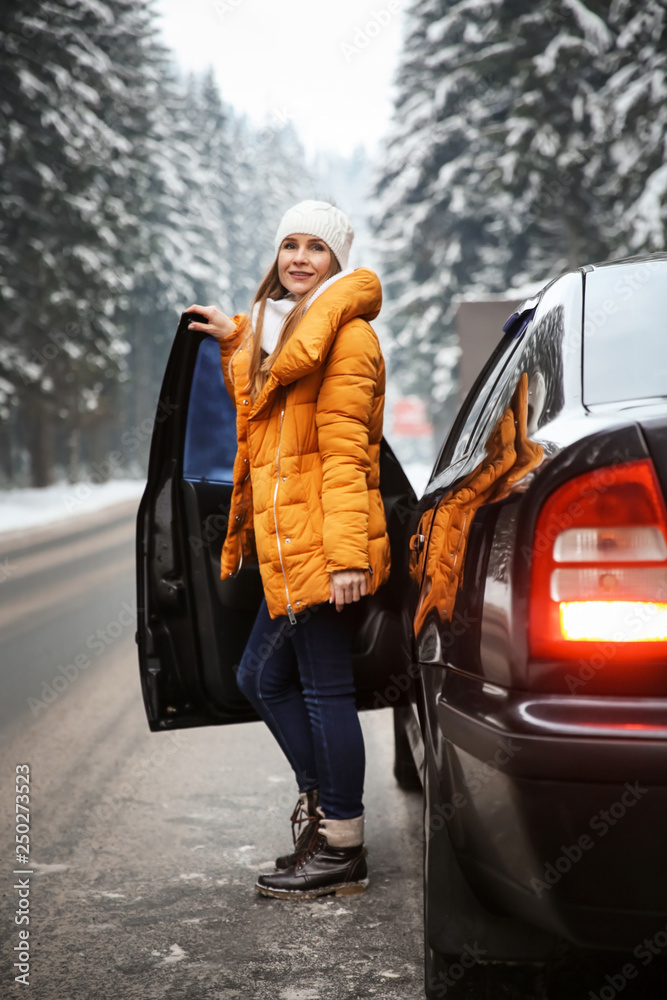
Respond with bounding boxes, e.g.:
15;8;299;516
329;569;368;612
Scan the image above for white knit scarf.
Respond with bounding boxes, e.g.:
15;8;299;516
251;267;356;355
252;296;294;355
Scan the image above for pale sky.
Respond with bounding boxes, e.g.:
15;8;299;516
154;0;406;158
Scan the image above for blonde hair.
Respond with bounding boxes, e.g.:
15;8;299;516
234;251;341;402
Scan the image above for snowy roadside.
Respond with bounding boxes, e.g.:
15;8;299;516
0;461;431;540
0;479;146;536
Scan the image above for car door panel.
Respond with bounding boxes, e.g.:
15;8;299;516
137;315;417;731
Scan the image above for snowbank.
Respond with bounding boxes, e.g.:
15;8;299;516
0;479;146;535
0;465;433;538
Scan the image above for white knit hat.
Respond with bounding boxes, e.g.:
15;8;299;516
274;200;355;269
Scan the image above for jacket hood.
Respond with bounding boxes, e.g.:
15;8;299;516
249;267;382;416
273;267;381;386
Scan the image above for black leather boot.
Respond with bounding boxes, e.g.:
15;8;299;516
275;788;320;870
257;812;367;899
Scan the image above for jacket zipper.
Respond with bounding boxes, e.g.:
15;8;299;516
273;394;297;624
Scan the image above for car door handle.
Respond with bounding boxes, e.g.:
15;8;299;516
410;533;425;554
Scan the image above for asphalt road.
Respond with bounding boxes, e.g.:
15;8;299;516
0;502;425;1000
0;500;137;728
3;500;665;1000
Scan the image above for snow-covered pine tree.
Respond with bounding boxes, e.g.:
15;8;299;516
498;0;621;284
599;0;667;253
0;1;133;485
0;1;325;486
114;65;317;468
61;0;161;481
372;0;511;434
0;3;235;482
372;0;667;430
115;62;237;472
177;69;235;308
224;114;263;310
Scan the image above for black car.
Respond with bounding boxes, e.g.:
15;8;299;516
136;253;667;997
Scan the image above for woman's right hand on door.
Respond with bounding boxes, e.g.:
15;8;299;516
186;304;237;341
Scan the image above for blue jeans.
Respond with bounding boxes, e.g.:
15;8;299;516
235;598;365;820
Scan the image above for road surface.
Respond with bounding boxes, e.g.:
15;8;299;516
0;501;425;1000
3;499;665;999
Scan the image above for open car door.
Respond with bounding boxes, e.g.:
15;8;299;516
136;314;418;731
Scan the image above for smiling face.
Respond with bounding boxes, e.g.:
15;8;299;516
277;233;333;297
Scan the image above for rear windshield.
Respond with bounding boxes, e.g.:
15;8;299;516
584;259;667;405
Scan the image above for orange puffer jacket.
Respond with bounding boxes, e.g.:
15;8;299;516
218;267;391;620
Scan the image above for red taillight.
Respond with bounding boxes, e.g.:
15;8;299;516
529;459;667;659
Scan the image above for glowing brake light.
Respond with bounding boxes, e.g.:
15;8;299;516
560;602;667;642
529;459;667;658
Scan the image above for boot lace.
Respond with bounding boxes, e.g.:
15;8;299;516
295;831;326;870
289;793;321;860
290;796;315;847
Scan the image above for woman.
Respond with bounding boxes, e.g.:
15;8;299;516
186;200;391;900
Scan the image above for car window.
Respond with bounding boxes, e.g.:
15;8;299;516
584;259;667;405
474;297;567;448
183;335;237;483
433;332;522;476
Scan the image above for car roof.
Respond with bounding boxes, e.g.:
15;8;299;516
582;251;667;272
508;252;667;333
